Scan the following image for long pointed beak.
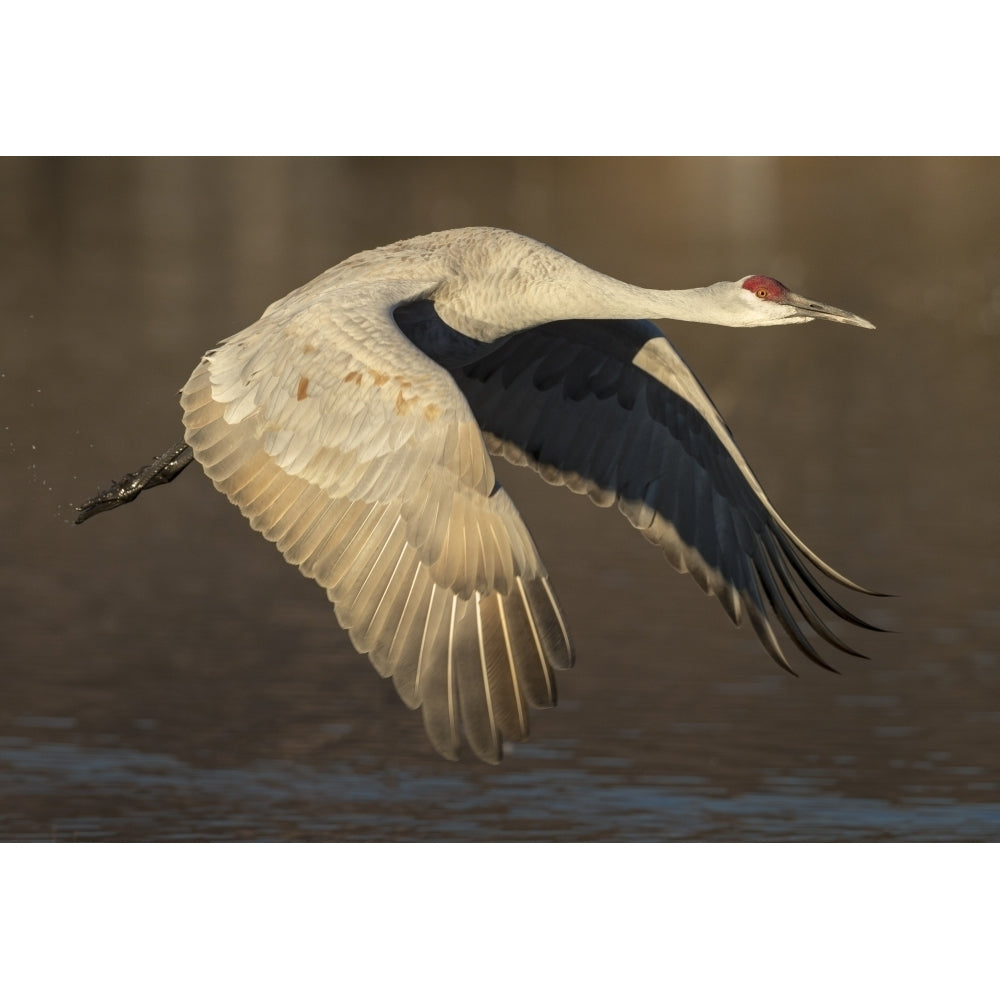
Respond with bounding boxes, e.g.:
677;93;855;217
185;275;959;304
785;291;876;330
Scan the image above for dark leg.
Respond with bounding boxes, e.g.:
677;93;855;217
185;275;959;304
75;439;195;524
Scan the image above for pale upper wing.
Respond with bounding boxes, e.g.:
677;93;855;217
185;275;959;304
446;315;881;672
180;286;572;763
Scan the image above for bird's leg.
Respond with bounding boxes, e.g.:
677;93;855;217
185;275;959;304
75;438;194;524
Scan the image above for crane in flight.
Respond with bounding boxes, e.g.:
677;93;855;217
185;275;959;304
77;227;881;763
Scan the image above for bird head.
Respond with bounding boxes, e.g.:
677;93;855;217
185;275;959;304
726;275;876;329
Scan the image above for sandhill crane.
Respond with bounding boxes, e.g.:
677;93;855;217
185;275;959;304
77;227;881;763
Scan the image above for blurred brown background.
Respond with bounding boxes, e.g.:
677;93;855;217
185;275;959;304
0;157;996;840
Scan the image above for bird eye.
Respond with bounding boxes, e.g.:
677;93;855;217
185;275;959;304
756;288;768;299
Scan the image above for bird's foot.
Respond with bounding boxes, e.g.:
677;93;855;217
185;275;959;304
75;439;194;524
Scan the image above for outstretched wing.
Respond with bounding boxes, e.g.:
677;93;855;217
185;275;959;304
446;315;881;671
180;285;572;763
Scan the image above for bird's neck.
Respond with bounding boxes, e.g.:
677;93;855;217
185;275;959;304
433;255;730;341
576;272;731;326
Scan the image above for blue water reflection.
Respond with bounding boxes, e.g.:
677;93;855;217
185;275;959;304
3;737;997;842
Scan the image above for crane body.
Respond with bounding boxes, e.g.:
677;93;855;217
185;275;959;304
77;227;880;763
